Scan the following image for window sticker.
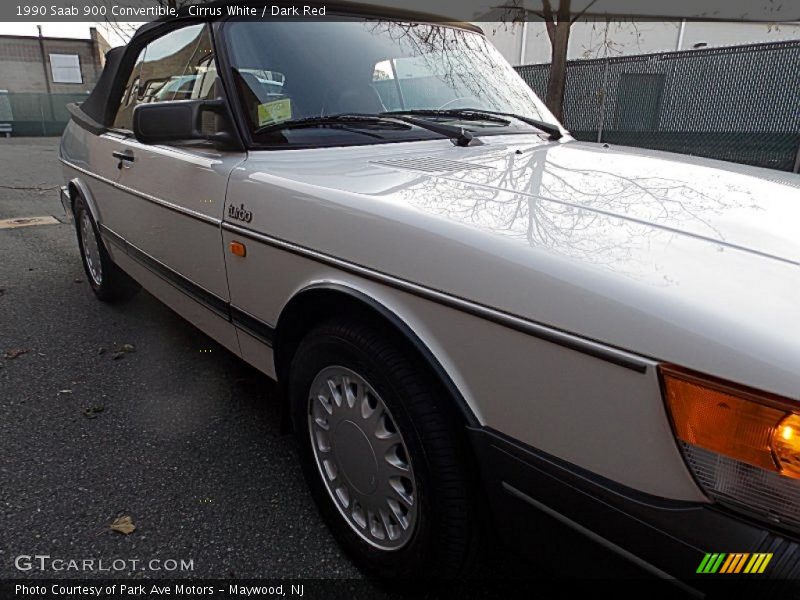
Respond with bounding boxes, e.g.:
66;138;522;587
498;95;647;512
257;98;292;126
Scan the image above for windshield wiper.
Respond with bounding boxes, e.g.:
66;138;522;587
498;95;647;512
383;109;511;125
385;109;564;140
252;114;411;137
253;113;479;147
382;114;479;147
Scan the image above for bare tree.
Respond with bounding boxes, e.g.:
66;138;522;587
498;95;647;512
101;0;185;43
99;0;140;43
532;0;598;121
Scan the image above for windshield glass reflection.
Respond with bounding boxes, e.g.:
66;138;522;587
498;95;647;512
224;19;559;145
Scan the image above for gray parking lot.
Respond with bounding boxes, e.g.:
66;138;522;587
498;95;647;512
0;138;366;581
0;139;531;586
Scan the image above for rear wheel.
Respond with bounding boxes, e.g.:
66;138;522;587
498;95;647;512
74;194;139;303
289;318;478;579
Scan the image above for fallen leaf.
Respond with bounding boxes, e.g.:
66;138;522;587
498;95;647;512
97;348;106;356
112;352;125;361
83;406;104;419
110;515;136;535
58;389;73;395
4;348;28;360
74;278;82;283
119;344;136;353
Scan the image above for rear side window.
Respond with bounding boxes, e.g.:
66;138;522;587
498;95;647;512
113;24;220;131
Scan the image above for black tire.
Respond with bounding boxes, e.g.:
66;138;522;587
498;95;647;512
289;318;479;579
73;194;140;303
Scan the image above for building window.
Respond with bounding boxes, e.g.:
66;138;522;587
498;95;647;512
49;54;82;84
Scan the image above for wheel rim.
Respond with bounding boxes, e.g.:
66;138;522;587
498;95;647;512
80;210;103;286
308;366;418;550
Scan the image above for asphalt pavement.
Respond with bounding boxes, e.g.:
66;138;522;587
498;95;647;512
0;138;531;586
0;137;366;581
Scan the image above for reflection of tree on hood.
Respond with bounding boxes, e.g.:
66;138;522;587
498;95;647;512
387;146;752;280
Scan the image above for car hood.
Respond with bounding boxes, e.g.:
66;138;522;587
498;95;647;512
254;136;800;266
444;141;800;266
241;135;800;397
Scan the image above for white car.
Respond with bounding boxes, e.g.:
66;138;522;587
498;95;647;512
59;2;800;586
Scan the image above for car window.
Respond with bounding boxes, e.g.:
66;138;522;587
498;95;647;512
113;24;221;132
372;56;464;112
229;64;290;130
224;19;559;148
113;46;146;130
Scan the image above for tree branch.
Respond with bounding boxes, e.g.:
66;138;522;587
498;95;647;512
571;0;599;23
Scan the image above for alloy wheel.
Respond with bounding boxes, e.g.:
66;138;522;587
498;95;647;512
80;210;103;286
308;365;417;550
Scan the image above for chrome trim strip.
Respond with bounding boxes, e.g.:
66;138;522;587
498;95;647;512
223;222;652;373
63;154;652;372
501;482;702;597
59;157;221;226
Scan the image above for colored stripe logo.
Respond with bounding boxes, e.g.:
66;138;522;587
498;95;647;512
697;553;773;574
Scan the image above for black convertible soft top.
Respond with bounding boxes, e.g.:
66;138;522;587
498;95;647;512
71;0;482;132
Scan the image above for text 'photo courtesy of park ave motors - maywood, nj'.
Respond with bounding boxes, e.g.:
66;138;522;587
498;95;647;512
14;584;305;597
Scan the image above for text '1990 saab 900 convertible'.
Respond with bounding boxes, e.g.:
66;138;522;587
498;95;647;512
59;0;800;589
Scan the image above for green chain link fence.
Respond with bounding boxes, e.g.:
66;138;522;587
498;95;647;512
515;40;800;172
0;91;90;137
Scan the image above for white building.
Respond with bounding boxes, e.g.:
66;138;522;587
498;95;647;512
482;18;800;66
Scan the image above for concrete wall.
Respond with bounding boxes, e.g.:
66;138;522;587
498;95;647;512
0;29;110;94
483;19;800;66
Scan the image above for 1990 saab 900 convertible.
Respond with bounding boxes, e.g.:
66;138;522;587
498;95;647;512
59;0;800;586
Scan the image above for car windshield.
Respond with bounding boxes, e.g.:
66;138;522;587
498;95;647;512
223;18;561;147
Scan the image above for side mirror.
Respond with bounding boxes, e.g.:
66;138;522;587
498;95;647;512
132;98;232;145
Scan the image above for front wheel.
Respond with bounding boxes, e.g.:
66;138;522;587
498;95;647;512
74;194;139;303
289;319;478;579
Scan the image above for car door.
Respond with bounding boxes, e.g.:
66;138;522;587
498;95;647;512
104;23;245;347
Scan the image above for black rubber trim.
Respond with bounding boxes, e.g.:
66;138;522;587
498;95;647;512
231;305;275;346
100;223;277;347
223;222;650;373
286;282;479;427
468;426;800;587
476;426;699;510
99;224;230;320
67;103;108;136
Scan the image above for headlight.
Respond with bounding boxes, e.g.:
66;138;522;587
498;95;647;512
660;365;800;532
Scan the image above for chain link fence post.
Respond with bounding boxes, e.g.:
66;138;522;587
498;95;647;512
596;58;609;143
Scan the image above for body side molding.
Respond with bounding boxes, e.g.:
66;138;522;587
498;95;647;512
230;305;275;345
223;221;654;374
99;224;230;319
63;159;654;374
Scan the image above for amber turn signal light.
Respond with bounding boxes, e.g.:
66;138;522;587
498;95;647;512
661;365;800;479
774;414;800;478
229;241;246;257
